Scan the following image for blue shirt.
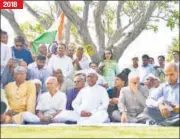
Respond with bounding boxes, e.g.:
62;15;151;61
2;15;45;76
28;62;51;93
66;88;80;110
139;64;155;83
12;46;33;65
146;79;179;111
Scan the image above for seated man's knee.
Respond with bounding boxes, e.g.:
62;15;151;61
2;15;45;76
112;110;121;122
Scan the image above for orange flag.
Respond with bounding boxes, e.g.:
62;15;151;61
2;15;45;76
57;12;65;42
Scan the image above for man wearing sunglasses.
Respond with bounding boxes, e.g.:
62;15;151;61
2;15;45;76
11;36;33;65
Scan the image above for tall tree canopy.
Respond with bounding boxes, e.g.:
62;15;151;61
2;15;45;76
1;1;179;63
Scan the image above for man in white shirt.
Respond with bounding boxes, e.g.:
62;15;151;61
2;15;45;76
172;50;179;69
48;43;74;79
73;46;90;71
139;54;155;84
89;62;108;88
144;73;157;96
128;56;139;73
23;76;67;124
1;30;12;75
55;70;109;124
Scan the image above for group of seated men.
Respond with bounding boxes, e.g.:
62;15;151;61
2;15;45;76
0;30;179;126
1;62;179;126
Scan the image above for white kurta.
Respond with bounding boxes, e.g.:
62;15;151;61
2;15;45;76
48;55;73;78
1;43;12;75
55;85;110;124
23;91;67;123
77;55;90;70
96;73;108;86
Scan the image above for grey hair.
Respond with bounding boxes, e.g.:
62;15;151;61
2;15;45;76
14;66;27;73
75;74;86;82
45;76;58;86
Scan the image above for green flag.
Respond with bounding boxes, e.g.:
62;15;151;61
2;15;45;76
32;31;57;55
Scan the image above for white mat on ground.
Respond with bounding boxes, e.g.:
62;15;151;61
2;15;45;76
1;123;158;127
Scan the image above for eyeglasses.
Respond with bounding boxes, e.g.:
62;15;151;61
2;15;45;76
74;80;82;83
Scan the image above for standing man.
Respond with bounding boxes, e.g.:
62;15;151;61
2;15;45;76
145;63;179;126
1;30;12;75
139;54;155;84
172;50;179;68
28;55;51;93
73;46;90;71
67;44;75;59
89;62;108;88
48;43;74;79
154;55;166;83
158;55;165;69
127;56;139;73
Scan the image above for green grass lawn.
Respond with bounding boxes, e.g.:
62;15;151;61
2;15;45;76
1;126;179;138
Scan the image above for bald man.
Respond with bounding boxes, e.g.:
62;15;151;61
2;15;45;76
114;72;149;123
145;63;179;126
23;76;66;124
53;70;109;124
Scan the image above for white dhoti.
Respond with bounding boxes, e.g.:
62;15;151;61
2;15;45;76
22;111;73;124
54;110;109;125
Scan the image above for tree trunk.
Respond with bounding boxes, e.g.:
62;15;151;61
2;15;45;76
57;1;101;63
58;1;157;63
1;10;26;38
65;19;71;45
113;1;157;61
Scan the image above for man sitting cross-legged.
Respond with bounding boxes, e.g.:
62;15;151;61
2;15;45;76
145;63;179;126
113;72;149;123
55;70;109;124
5;66;36;124
23;76;67;124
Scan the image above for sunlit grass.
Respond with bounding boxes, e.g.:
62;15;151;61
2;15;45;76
1;126;179;138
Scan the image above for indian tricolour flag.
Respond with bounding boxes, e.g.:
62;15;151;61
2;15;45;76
32;12;65;55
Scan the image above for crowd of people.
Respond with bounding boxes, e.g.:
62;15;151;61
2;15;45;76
0;29;179;126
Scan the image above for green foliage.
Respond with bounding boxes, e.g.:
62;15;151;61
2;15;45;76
72;4;83;14
123;1;138;16
103;5;116;36
167;37;179;62
156;1;179;31
71;24;81;44
145;24;158;32
19;22;45;41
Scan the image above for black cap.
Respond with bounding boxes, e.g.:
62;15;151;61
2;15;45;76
1;101;7;114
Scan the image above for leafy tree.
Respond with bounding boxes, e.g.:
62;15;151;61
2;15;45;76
1;1;179;63
19;22;45;41
58;1;179;63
